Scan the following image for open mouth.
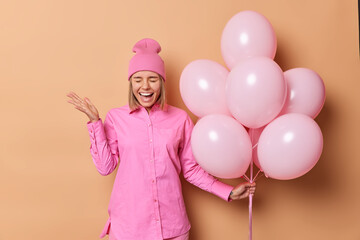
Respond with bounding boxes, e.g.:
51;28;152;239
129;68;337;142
139;92;154;97
138;92;155;103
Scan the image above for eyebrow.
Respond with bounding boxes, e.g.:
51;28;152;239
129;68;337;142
132;75;159;79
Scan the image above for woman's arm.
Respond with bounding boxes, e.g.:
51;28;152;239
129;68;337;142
178;114;234;201
178;114;255;201
67;91;119;176
87;113;119;176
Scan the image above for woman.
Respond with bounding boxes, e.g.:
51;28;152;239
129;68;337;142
67;38;255;240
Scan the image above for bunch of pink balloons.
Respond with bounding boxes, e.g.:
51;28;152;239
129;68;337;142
180;10;325;180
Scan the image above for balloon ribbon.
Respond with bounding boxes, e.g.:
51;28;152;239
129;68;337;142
249;159;254;240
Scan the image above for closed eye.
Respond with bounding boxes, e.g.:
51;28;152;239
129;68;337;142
149;77;159;82
132;77;142;83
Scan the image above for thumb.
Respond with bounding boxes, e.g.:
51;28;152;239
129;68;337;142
85;97;99;116
84;97;94;109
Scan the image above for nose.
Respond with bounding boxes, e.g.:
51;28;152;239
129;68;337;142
142;80;150;89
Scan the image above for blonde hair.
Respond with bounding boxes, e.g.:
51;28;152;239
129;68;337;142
128;76;166;111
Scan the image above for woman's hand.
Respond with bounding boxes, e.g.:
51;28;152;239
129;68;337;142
66;91;100;122
229;182;256;200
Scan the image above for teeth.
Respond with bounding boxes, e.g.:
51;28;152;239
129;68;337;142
140;93;153;96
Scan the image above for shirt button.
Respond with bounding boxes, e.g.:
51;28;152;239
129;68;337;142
148;123;151;127
90;130;93;133
154;199;157;202
149;139;153;143
94;151;97;154
152;179;155;183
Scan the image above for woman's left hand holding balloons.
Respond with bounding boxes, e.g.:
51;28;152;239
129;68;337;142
230;182;256;200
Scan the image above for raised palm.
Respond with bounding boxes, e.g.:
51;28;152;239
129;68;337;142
66;91;100;122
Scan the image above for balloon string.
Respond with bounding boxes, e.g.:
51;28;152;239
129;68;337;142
243;174;250;182
252;143;258;149
249;128;254;240
249;193;253;240
249;165;253;240
254;172;264;182
253;170;262;182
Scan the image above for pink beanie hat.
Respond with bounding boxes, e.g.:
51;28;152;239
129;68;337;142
128;38;166;81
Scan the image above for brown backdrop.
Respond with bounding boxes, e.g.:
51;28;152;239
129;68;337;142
1;0;359;239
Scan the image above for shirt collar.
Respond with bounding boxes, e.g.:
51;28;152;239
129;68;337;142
128;103;168;114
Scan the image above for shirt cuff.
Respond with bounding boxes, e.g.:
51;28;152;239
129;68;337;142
211;180;234;202
87;118;107;142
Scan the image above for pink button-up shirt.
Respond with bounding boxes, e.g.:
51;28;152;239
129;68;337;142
86;103;233;240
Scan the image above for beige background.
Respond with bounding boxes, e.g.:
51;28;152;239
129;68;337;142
1;0;359;239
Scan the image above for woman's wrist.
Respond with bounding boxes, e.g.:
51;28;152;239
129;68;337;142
90;118;100;123
229;190;234;200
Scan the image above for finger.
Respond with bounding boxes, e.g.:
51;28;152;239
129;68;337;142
84;97;93;105
66;92;75;97
67;94;83;106
246;182;255;186
74;105;87;113
84;98;97;114
67;91;79;99
69;91;82;101
238;186;247;194
84;98;95;110
247;187;254;193
240;191;250;199
67;99;77;106
66;93;78;102
67;99;83;108
67;99;82;108
69;92;85;105
68;99;90;114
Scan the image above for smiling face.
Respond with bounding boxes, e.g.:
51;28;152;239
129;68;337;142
131;71;162;112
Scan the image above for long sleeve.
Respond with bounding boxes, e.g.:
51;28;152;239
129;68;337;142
179;114;233;202
86;112;119;176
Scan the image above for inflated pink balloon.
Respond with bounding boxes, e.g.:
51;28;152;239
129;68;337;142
257;113;323;180
226;57;286;128
180;60;231;117
191;114;252;179
279;68;326;118
221;10;277;69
